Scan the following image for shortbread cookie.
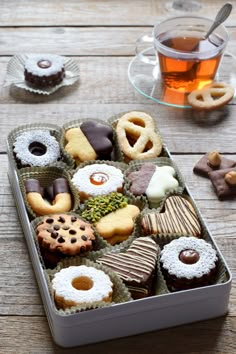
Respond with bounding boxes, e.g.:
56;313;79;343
36;214;96;255
188;82;234;111
193;151;236;178
116;111;162;160
141;195;201;237
97;237;159;299
127;163;179;207
95;205;140;245
64;121;114;164
81;192;140;245
24;177;72;216
52;265;113;309
160;237;218;291
72;163;124;201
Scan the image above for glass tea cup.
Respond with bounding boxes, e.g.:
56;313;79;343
136;16;229;93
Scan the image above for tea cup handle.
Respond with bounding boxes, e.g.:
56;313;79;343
135;34;157;65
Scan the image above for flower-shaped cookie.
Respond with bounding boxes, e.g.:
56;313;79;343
127;163;179;208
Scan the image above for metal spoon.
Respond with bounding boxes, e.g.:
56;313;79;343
204;3;232;40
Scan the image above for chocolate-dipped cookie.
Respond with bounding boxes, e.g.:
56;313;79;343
24;177;72;215
97;237;159;299
209;167;236;199
193;151;236;178
64;121;115;165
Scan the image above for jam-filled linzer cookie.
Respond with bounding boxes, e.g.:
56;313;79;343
24;54;65;88
72;163;124;202
13;130;61;167
141;195;201;237
52;265;113;309
64;121;114;165
36;214;96;257
82;192;140;245
97;237;159;299
24;177;72;216
116;111;162;161
160;237;218;291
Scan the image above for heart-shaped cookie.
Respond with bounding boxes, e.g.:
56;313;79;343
141;195;201;237
96;237;159;299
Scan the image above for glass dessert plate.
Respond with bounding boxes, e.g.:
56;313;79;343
128;47;236;108
4;54;80;95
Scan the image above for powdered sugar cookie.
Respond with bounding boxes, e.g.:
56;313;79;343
72;164;124;201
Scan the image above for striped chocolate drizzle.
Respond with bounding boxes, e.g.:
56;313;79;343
142;195;201;236
97;237;159;284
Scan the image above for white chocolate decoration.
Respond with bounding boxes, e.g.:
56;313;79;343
146;166;179;207
52;265;113;306
72;164;124;198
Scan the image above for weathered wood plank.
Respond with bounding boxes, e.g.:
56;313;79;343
0;0;236;26
0;27;236;56
1;101;236;154
0;315;236;353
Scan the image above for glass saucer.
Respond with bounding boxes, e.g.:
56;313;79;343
128;47;236;108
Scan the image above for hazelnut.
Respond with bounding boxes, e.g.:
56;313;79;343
225;171;236;185
208;151;221;167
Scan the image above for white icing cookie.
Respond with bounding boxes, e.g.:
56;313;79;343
160;237;218;279
72;164;124;201
146;166;179;207
52;265;113;309
13;130;60;166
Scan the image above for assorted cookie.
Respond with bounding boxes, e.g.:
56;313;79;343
8;111;225;311
13;129;61;167
24;177;72;216
52;265;113;309
126;162;180;208
81;192;140;245
141;195;202;237
193;151;236;200
24;54;65;88
160;237;218;291
116;111;163;161
64;120;115;165
97;237;159;299
187;82;234;111
71;163;124;202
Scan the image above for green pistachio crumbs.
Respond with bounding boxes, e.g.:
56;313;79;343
82;192;128;222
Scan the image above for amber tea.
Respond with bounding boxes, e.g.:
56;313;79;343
157;33;225;92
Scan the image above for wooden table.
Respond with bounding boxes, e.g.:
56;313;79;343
1;1;236;353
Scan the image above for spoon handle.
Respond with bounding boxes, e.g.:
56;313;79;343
204;3;233;39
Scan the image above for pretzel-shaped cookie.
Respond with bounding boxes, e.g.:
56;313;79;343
116;111;162;160
188;82;234;111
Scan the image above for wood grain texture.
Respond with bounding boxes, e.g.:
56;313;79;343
1;0;236;351
0;27;236;56
0;0;236;26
